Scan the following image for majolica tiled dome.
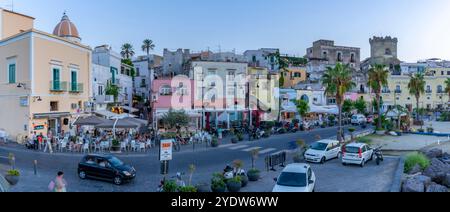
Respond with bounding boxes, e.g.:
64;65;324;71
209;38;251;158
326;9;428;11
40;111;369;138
53;12;81;43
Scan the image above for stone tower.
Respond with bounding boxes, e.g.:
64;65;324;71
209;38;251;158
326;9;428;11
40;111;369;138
369;36;398;59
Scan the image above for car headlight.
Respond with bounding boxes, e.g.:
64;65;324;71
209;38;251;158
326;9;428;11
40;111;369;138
122;171;131;176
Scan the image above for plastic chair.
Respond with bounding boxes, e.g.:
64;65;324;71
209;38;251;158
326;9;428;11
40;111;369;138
82;143;89;154
120;142;127;152
139;142;146;152
131;140;137;152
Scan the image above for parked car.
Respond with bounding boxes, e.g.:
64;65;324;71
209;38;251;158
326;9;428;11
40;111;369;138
342;143;374;167
272;164;316;192
351;114;367;125
304;139;341;164
78;154;136;185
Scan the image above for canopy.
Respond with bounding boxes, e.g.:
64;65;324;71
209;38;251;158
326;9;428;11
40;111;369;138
310;105;339;115
386;109;408;118
73;116;108;126
94;110;137;119
122;106;139;113
122;117;148;126
95;119;140;129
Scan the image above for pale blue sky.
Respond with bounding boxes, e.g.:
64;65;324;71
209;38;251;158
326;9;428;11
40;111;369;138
4;0;450;61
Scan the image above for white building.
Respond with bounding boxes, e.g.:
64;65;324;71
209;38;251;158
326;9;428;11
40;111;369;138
133;55;160;101
91;45;133;111
244;48;280;72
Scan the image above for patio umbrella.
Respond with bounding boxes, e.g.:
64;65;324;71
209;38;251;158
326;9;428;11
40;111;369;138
73;116;108;126
95;119;140;129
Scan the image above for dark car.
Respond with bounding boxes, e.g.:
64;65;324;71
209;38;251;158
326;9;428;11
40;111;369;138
78;154;136;185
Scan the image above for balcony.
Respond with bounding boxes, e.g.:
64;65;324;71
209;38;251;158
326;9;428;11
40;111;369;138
95;95;114;104
69;83;84;93
49;81;67;92
382;90;391;94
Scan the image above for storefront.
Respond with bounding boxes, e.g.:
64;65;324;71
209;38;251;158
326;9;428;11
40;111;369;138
32;112;72;136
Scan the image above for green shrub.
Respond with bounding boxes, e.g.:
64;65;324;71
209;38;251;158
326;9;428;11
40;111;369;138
229;176;242;183
163;180;178;192
112;139;120;146
247;168;260;175
7;169;20;176
348;128;356;133
357;137;372;144
236;133;244;141
178;186;197;192
211;173;226;190
404;152;431;173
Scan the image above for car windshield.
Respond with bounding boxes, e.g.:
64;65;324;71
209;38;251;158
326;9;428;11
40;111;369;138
352;116;358;119
310;142;328;151
108;157;124;167
345;146;360;153
277;172;307;187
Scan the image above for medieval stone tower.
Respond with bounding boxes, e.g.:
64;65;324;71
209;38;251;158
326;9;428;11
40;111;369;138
369;36;398;59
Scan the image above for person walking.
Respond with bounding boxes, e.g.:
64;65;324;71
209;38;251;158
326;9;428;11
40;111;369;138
53;171;67;192
44;131;53;154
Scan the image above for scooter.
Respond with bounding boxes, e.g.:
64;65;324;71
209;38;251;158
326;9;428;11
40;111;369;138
373;146;384;165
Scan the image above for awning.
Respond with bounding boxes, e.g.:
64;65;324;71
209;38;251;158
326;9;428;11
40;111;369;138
33;112;71;119
94;110;137;119
121;106;139;113
73;116;108;126
310;105;339;115
122;117;148;126
95;119;140;129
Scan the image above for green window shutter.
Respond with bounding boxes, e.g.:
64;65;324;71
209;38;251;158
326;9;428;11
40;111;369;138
53;68;60;90
9;64;16;83
71;71;77;91
110;67;116;84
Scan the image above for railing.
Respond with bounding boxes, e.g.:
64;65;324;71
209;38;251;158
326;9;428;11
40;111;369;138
69;83;84;93
95;95;114;104
49;81;67;92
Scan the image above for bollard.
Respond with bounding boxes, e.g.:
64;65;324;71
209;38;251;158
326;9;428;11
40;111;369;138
33;160;38;175
11;156;15;170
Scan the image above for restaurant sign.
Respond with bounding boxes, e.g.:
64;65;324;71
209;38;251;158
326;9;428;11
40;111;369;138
159;139;173;161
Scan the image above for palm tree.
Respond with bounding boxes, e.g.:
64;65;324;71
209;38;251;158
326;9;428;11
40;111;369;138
368;64;389;130
408;73;426;121
445;78;450;102
141;39;155;56
121;43;135;59
321;63;355;142
295;100;310;122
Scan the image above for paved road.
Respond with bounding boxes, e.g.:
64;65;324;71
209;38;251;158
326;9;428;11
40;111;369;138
0;125;375;192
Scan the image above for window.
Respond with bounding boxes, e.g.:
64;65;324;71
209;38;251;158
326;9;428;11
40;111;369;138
350;53;356;63
120;67;125;75
98;85;104;95
337;52;342;62
426;85;431;93
136;68;140;76
294;72;301;78
71;70;78;91
110;67;117;83
447;71;450;76
141;79;146;87
437;85;443;93
159;85;172;96
50;101;58;111
52;68;61;90
252;56;256;63
385;48;392;55
322;51;328;59
8;63;16;83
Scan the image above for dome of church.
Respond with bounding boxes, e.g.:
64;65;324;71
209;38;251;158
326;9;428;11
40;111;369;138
52;12;81;43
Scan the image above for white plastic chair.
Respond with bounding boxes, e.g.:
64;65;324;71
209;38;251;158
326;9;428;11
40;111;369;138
82;143;89;154
60;141;67;152
146;139;152;149
139;142;146;152
120;142;127;152
131;140;137;152
94;143;101;152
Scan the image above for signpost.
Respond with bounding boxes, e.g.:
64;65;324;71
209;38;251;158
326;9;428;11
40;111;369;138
159;139;173;176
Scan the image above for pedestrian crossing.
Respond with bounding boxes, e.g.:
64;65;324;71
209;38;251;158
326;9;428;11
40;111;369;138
220;144;281;155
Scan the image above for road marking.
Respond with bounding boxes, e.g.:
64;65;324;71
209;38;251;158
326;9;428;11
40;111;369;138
0;156;8;159
242;147;262;152
218;144;235;148
271;150;287;155
259;148;277;154
228;145;249;150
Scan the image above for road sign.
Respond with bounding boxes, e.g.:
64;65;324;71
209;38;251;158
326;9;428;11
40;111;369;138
159;139;173;161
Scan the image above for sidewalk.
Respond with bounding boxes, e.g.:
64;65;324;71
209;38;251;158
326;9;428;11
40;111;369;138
365;134;450;151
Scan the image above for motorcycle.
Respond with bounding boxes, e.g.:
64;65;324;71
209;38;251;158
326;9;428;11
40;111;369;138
373;146;384;165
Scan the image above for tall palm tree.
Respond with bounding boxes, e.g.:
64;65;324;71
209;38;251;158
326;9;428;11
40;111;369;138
322;63;355;142
121;43;135;59
368;64;389;130
408;73;426;121
445;78;450;102
141;39;155;56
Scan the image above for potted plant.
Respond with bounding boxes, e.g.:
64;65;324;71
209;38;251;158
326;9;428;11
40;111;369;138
231;137;238;144
263;130;271;138
321;123;326;128
211;137;219;147
163;180;178;192
226;176;242;192
427;127;434;133
328;115;335;126
247;168;260;181
236;133;244;141
5;169;20;185
195;183;211;192
111;139;121;152
211;173;226;192
179;186;197;192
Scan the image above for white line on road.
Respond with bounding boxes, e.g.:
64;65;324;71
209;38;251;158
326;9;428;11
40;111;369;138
259;148;277;154
271;150;287;155
228;145;249;150
0;156;8;159
218;144;236;148
242;147;262;152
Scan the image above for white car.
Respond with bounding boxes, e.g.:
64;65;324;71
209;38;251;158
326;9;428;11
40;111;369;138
0;175;9;192
304;139;341;163
272;164;316;192
342;143;374;167
351;114;367;125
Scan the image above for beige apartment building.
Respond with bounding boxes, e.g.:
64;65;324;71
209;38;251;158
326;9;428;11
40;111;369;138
0;9;91;141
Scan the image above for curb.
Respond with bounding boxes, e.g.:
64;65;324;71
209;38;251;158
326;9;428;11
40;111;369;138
389;156;405;192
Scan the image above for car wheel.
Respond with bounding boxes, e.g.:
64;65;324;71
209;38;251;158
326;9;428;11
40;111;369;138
360;159;365;168
342;162;347;166
113;176;123;185
78;171;87;179
320;157;325;164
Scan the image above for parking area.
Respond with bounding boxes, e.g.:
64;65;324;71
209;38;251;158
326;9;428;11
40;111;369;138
242;156;400;192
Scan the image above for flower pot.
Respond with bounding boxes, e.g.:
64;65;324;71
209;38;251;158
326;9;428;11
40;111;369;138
5;175;19;185
240;175;248;187
247;171;260;182
111;146;121;152
226;181;241;192
211;185;226;192
211;142;219;147
196;183;211;192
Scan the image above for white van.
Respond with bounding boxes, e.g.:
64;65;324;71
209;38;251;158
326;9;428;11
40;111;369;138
351;114;367;125
304;139;341;163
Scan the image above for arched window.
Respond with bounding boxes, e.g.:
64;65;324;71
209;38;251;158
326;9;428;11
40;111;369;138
337;52;342;62
350;53;355;63
437;85;443;93
301;95;309;103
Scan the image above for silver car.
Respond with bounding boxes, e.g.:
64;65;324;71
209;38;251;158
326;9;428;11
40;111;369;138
0;174;10;192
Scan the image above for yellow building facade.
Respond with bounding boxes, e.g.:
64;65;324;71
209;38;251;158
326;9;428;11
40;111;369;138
282;66;307;88
0;10;91;141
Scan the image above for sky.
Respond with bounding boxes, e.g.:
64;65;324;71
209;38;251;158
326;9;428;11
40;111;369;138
3;0;450;62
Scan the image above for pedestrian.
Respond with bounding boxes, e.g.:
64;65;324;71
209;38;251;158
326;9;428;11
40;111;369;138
54;171;67;192
32;131;38;150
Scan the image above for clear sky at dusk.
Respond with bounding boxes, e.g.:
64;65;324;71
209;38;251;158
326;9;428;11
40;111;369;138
3;0;450;61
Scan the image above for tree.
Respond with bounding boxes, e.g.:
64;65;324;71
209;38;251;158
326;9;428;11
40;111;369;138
408;73;425;121
322;63;355;142
368;64;389;130
105;81;120;102
120;43;135;59
161;109;189;130
445;78;450;102
354;98;367;114
141;39;155;56
342;99;354;115
295;100;310;121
